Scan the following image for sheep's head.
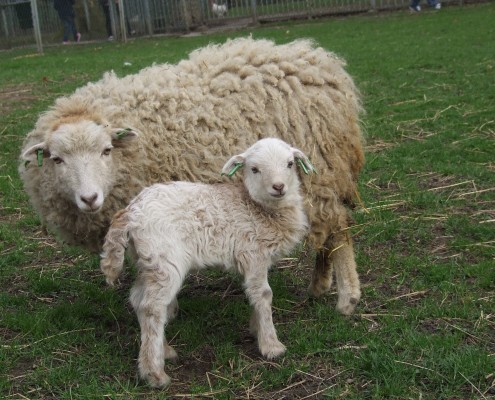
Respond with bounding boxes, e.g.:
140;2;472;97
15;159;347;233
22;120;138;213
222;138;315;207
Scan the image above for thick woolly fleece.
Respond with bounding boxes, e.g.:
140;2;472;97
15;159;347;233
19;37;364;253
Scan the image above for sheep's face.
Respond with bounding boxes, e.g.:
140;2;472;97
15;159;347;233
22;120;138;213
222;138;315;208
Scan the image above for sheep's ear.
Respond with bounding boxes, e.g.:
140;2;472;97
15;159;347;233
22;142;50;168
221;154;245;177
111;127;139;143
292;148;317;175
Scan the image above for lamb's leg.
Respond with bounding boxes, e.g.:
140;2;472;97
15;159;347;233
130;271;181;388
244;269;286;359
309;232;361;315
164;297;179;361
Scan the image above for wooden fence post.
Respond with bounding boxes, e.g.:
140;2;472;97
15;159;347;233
143;0;152;36
250;0;258;24
82;0;91;32
1;7;9;37
119;0;127;42
30;0;43;54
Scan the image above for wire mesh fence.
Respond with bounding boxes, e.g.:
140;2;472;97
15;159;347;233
0;0;471;51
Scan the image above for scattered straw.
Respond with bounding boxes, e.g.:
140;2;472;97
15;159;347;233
387;290;429;303
394;360;448;381
459;371;487;400
2;328;95;350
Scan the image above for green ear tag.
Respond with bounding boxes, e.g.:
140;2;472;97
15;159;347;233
37;149;44;167
296;158;310;175
116;128;132;139
222;162;244;177
296;158;317;175
307;159;317;174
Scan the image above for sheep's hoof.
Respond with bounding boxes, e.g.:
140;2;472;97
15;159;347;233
336;293;360;316
260;340;286;360
142;370;171;389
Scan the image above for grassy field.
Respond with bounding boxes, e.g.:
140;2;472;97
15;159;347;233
1;3;494;399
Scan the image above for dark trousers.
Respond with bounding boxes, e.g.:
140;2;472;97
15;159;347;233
60;14;77;41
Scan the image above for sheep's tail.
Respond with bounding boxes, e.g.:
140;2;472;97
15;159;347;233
100;208;130;286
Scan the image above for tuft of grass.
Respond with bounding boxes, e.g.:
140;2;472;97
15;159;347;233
1;3;494;399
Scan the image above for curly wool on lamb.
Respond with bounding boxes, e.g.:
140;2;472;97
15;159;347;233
100;138;313;388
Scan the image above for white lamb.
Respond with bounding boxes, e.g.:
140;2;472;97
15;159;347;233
100;138;315;388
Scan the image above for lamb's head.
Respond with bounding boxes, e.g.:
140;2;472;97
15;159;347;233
22;120;138;213
222;138;315;208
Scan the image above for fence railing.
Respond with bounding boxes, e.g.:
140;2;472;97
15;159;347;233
0;0;471;51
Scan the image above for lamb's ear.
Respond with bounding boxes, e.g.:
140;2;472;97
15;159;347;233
221;154;245;177
22;142;50;168
292;148;317;175
111;127;139;145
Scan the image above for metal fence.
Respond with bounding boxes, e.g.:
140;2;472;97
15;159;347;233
0;0;473;51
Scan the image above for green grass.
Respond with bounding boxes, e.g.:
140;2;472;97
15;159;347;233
1;3;494;399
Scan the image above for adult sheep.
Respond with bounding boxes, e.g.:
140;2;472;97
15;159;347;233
19;37;365;315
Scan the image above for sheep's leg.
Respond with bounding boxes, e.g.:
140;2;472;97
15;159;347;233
333;236;360;315
244;269;286;360
130;270;181;388
309;233;360;315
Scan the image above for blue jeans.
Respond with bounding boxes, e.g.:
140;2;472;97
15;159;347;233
410;0;438;6
61;15;77;41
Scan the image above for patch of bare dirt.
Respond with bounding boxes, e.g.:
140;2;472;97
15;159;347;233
0;83;39;114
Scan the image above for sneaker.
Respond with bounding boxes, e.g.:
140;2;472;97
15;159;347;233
434;3;441;9
76;32;81;42
409;5;421;11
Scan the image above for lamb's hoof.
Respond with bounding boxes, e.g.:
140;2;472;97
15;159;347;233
141;370;171;389
167;299;179;321
164;344;178;361
105;277;116;287
308;280;331;298
260;340;286;360
336;293;360;315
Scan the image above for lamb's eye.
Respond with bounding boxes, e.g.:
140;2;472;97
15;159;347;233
288;161;294;168
251;167;259;174
52;157;63;164
102;148;112;156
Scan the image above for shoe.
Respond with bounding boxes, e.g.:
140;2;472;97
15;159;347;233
76;32;81;42
434;3;441;9
409;5;421;11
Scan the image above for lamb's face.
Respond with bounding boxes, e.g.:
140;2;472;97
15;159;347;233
22;120;137;213
238;138;314;207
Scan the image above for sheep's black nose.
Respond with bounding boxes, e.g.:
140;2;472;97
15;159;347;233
272;183;284;192
81;193;98;207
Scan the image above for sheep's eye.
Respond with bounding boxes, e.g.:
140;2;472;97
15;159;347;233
288;161;294;168
251;167;259;174
52;157;63;164
102;147;112;156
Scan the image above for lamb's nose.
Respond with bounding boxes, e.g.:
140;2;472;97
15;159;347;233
80;193;98;207
272;183;285;192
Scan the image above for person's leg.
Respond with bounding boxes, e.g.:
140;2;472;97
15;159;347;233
103;5;112;37
409;0;421;11
69;16;81;42
427;0;441;8
61;16;71;42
